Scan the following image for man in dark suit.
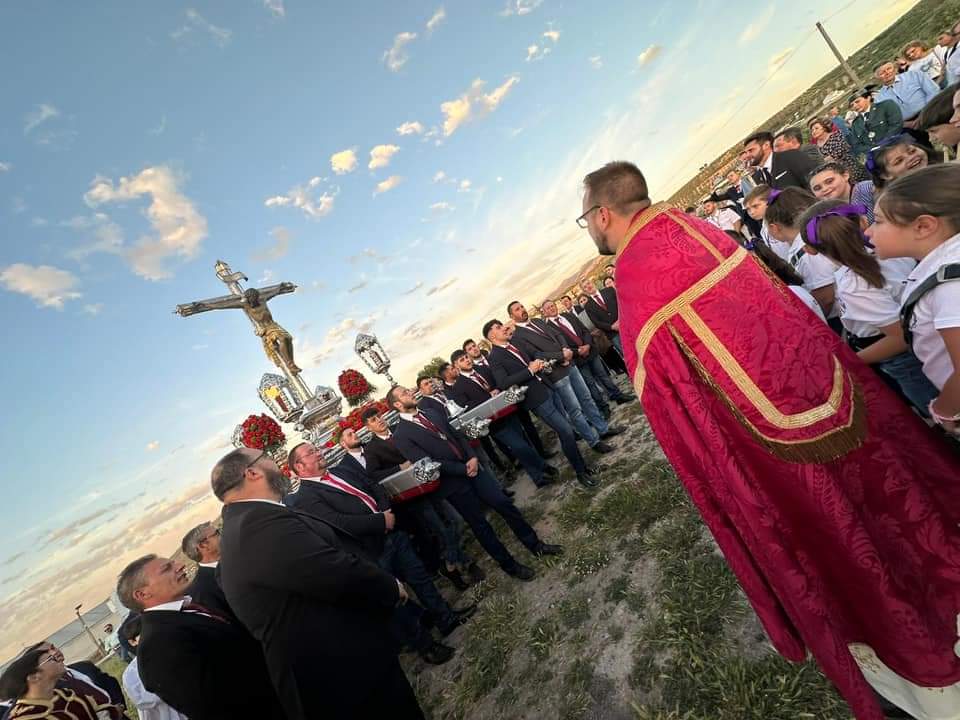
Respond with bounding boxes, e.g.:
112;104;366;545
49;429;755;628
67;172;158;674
743;130;820;190
483;318;599;488
507;301;619;453
579;276;623;355
211;447;424;720
416;374;462;417
540;299;632;414
449;349;558;488
287;437;473;657
464;338;551;458
180;522;235;621
115;553;285;720
387;385;563;580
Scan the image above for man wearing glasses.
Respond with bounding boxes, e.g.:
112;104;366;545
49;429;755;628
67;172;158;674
180;522;234;621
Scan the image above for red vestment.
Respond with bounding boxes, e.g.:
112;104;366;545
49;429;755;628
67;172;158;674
614;204;960;719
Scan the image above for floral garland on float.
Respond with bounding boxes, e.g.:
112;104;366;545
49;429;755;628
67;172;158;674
338;368;375;408
231;413;288;465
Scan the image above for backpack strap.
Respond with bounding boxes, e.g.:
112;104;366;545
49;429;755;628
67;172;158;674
900;263;960;346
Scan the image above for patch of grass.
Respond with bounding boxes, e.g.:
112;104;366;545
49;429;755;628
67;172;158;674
604;574;630;604
559;657;597;720
495;683;521;710
629;650;658;692
97;656;140;720
558;591;591;630
528;613;563;661
626;588;646;616
450;592;529;716
608;624;625;642
564;535;612;579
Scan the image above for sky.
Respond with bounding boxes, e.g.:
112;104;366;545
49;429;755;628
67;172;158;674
0;0;921;660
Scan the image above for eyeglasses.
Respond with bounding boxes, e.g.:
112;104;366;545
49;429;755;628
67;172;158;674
575;205;601;228
245;450;265;471
37;652;62;668
200;527;221;544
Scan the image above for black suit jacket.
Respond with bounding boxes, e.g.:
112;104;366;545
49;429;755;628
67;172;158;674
137;606;283;720
391;415;476;496
488;344;551;411
544;314;595;364
750;149;820;190
511;320;572;383
418;394;450;418
186;564;236;623
363;434;407;480
447;373;493;411
472;359;496;387
584;286;619;334
220;500;401;720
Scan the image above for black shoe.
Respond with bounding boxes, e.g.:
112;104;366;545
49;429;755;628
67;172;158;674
503;488;516;498
591;441;615;454
466;561;486;583
601;408;612;420
439;566;470;591
577;472;600;488
438;603;478;636
543;464;559;477
600;425;625;439
613;396;633;405
541;450;559;460
419;641;455;665
535;476;557;488
533;542;564;557
505;563;536;581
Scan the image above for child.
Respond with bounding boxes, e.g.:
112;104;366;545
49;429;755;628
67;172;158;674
867;164;960;435
798;199;935;416
764;187;840;328
743;184;790;261
753;239;828;324
807;162;876;223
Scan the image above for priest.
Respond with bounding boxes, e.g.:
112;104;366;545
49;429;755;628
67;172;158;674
577;160;960;720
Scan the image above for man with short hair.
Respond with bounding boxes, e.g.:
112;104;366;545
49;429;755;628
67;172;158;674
211;447;423;719
578;276;622;354
743;130;819;190
874;61;940;126
179;522;233;621
116;554;284;720
387;385;562;580
700;198;742;233
507;300;619;453
848;88;904;157
773;127;823;163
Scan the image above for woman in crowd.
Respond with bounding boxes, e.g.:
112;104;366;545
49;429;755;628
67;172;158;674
807;162;876;221
763;187;840;327
917;82;960;150
903;40;945;84
808;118;867;181
868;164;960;436
798;199;934;415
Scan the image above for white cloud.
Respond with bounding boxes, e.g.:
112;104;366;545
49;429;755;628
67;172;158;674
426;7;446;33
192;344;209;351
767;47;794;76
738;5;775;46
0;264;82;309
496;176;503;183
171;8;232;47
396;121;424;136
368;144;400;170
84;166;208;281
433;170;448;183
526;44;550;62
429;201;455;213
23;104;59;135
330;148;358;175
0;162;12;173
62;213;124;260
264;177;336;220
440;76;520;137
148;115;167;136
146;441;160;451
501;0;542;16
383;31;417;72
543;29;560;42
403;281;424;295
82;303;104;316
588;56;602;69
253;226;291;262
374;175;403;195
263;0;285;18
458;179;473;192
637;45;662;66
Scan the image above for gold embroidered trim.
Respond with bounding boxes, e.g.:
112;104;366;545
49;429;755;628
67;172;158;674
668;324;866;463
678;306;845;429
633;246;749;395
668;213;726;262
616;203;672;261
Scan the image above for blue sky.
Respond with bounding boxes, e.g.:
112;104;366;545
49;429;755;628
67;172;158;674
0;0;919;658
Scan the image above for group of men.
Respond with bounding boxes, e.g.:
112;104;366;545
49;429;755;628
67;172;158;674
106;273;635;720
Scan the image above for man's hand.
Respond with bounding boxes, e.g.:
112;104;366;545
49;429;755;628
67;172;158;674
396;580;408;605
611;320;620;331
465;458;480;477
383;509;396;532
562;347;574;362
578;345;591;357
528;359;545;373
399;460;412;470
491;388;501;396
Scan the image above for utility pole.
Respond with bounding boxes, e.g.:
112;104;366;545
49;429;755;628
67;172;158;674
816;21;863;88
74;604;103;660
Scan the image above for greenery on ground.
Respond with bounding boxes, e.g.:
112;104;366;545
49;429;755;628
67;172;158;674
408;395;852;719
98;654;140;720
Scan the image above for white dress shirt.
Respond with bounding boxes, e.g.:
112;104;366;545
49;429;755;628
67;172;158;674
122;658;187;720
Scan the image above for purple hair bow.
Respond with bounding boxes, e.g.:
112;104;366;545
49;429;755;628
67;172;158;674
767;189;782;203
805;203;874;249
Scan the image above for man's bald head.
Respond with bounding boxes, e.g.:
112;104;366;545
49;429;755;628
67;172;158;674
582;161;650;216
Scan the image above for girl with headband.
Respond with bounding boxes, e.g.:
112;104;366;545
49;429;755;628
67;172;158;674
807;161;877;223
867;164;960;436
798;200;934;416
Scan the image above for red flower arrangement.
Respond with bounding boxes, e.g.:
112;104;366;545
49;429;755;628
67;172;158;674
239;413;286;450
328;400;391;444
279;462;293;479
338;369;374;408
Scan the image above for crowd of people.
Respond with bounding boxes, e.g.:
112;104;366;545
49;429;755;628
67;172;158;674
3;22;960;720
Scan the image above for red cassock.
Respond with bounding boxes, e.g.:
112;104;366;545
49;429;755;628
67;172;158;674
614;204;960;719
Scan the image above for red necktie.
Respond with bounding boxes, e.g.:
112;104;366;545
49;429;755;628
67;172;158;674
468;372;491;391
550;317;582;346
182;601;229;624
593;293;607;310
416;413;464;460
505;343;528;363
318;474;379;513
525;321;549;338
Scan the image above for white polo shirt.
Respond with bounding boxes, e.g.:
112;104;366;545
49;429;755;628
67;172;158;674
900;234;960;390
705;208;741;232
834;259;914;339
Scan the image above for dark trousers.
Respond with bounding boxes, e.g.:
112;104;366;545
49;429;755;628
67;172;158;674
516;407;548;457
380;531;455;627
532;395;588;474
480;435;510;472
444;467;539;571
492;414;546;485
585;353;629;401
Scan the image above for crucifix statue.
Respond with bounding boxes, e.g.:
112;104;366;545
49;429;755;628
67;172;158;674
175;260;301;375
